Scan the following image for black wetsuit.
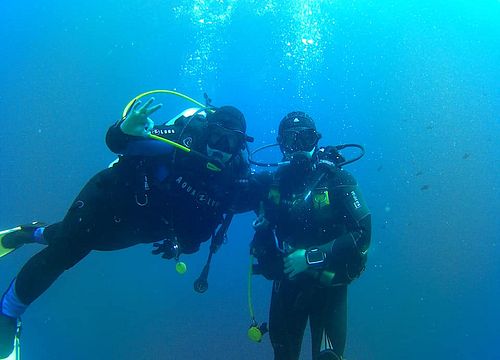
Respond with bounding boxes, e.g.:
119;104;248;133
251;160;371;360
13;114;251;306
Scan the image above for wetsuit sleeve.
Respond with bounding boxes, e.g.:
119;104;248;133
106;120;175;157
231;171;274;214
316;170;372;284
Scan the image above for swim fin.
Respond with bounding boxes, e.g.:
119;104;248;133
12;320;21;360
6;335;20;360
0;227;22;259
0;222;45;259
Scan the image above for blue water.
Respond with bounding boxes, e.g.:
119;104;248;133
1;1;499;359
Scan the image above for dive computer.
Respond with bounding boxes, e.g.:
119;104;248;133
305;247;326;268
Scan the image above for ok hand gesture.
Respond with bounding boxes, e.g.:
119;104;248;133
120;97;162;137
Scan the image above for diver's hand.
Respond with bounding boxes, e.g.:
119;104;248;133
252;215;270;230
283;249;308;279
120;97;162;137
152;239;181;260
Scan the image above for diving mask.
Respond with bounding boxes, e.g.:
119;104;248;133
279;128;320;153
207;123;245;154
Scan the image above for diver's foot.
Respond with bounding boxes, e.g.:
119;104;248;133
0;221;45;250
0;313;17;359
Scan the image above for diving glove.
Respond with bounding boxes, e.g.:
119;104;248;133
152;238;181;260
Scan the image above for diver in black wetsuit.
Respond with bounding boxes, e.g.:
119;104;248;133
250;112;372;360
0;98;255;358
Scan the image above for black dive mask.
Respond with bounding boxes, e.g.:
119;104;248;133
207;123;245;154
279;128;320;153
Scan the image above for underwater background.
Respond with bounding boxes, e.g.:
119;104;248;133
0;1;499;359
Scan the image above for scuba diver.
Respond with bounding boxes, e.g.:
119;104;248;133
249;111;372;360
0;95;256;359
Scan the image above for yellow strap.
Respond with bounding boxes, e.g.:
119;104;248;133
206;162;222;172
147;134;221;172
248;255;255;320
122;89;209;118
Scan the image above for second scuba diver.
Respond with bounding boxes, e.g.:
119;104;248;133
0;97;256;358
250;111;372;360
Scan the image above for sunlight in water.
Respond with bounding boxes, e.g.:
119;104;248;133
280;0;329;98
175;0;238;90
176;0;333;95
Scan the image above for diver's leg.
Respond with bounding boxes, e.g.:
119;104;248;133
0;282;19;358
0;166;164;357
0;234;91;358
269;280;309;360
0;168;127;357
0;200;97;358
9;168;124;306
309;285;347;360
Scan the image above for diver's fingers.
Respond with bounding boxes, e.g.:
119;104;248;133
286;269;297;279
283;255;292;267
138;97;155;113
152;243;163;255
131;100;142;112
145;103;163;116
